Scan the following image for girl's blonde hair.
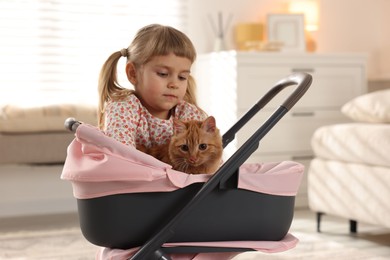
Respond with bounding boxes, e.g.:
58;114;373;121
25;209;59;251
98;24;199;129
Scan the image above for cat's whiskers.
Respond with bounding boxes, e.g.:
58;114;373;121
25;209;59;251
170;157;188;172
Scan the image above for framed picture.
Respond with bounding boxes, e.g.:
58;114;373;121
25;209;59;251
267;14;306;52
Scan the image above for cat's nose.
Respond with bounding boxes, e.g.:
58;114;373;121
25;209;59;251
188;156;197;163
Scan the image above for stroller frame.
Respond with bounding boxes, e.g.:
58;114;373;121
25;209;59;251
65;72;312;260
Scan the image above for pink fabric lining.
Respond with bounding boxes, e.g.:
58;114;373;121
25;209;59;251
61;124;304;199
96;233;298;259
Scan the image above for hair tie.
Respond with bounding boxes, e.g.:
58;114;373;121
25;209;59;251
120;48;128;57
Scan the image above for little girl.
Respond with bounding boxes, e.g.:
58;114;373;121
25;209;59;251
98;24;206;147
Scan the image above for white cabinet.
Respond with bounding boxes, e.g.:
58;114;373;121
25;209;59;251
194;51;367;208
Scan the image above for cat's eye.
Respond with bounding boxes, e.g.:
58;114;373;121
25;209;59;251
180;145;189;152
199;144;208;150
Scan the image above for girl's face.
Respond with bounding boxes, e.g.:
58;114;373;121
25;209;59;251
130;53;192;119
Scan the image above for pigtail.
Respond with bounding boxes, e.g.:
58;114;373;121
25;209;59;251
185;75;207;117
97;50;132;129
184;75;198;106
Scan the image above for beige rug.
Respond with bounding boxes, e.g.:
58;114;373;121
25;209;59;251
235;231;390;259
0;227;97;260
1;227;389;260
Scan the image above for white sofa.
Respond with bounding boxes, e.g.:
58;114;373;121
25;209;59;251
308;89;390;232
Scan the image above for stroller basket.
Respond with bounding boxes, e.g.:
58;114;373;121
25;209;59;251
62;73;312;259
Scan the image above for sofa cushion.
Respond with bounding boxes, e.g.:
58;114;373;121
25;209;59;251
341;89;390;123
311;123;390;168
0;103;97;133
0;132;75;164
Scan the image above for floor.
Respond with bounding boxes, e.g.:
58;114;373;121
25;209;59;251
1;208;389;259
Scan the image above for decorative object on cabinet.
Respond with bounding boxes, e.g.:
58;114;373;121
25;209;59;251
194;51;367;207
234;23;264;51
207;12;233;52
267;14;306;52
288;0;319;31
288;0;320;52
234;22;283;52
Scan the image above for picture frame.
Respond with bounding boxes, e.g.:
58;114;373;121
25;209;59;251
267;14;306;52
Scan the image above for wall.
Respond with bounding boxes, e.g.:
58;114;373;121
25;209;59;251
188;0;390;80
316;0;390;80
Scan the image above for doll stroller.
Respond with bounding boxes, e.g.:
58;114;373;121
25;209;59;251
61;72;312;259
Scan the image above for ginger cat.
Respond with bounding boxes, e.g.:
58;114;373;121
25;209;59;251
137;116;223;174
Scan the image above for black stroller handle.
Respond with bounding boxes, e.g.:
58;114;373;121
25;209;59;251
222;72;312;148
130;72;312;260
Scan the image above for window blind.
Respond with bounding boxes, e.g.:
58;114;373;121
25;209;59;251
0;0;188;105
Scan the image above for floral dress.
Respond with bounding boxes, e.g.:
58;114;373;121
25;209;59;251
104;94;206;147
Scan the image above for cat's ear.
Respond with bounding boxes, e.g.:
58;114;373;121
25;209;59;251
202;116;216;133
173;119;187;134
